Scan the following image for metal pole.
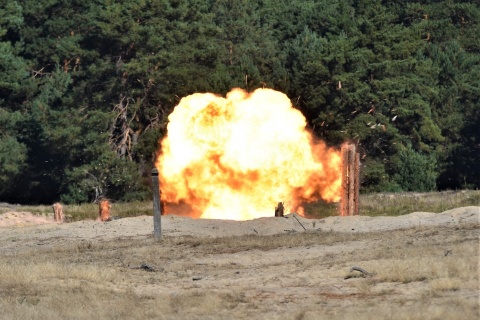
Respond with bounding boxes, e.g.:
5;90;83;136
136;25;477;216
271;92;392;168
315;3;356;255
151;168;162;239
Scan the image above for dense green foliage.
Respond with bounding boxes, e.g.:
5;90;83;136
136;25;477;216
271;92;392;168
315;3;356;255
0;0;478;204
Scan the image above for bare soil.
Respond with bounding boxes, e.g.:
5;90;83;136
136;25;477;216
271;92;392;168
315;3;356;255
0;207;479;319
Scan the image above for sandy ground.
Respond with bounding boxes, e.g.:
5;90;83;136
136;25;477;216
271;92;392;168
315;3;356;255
0;207;479;319
0;206;478;245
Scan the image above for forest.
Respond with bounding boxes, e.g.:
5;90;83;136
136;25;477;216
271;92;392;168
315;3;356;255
0;0;478;204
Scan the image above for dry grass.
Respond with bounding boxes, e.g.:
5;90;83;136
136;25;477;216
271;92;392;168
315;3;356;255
0;201;153;222
1;190;478;221
360;189;480;216
0;191;478;319
0;222;478;320
304;189;480;218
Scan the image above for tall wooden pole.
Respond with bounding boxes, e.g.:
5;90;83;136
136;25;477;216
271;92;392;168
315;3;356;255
151;168;162;239
341;146;348;216
348;144;355;215
340;143;360;216
354;150;360;216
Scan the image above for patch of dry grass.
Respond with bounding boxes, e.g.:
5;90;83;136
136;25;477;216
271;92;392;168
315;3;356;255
0;201;154;221
304;189;480;218
166;231;367;254
0;222;478;319
360;190;480;216
2;190;478;221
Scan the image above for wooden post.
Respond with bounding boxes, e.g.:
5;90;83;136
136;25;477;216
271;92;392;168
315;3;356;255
354;150;360;216
340;143;360;216
348;144;355;215
274;202;284;217
341;145;349;216
99;199;111;221
152;168;162;239
52;202;64;223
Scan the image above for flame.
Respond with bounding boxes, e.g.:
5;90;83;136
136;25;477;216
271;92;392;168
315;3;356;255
155;88;341;220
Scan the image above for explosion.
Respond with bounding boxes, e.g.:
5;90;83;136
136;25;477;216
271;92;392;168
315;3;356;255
155;88;341;220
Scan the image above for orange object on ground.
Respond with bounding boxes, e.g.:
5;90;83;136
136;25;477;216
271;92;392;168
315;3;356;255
99;200;111;221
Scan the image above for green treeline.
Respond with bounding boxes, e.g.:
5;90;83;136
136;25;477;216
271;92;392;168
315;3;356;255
0;0;478;204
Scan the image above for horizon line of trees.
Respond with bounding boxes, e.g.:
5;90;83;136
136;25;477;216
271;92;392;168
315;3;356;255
1;0;478;204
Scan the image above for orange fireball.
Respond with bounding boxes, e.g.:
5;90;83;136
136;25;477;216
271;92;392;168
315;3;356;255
155;88;341;220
